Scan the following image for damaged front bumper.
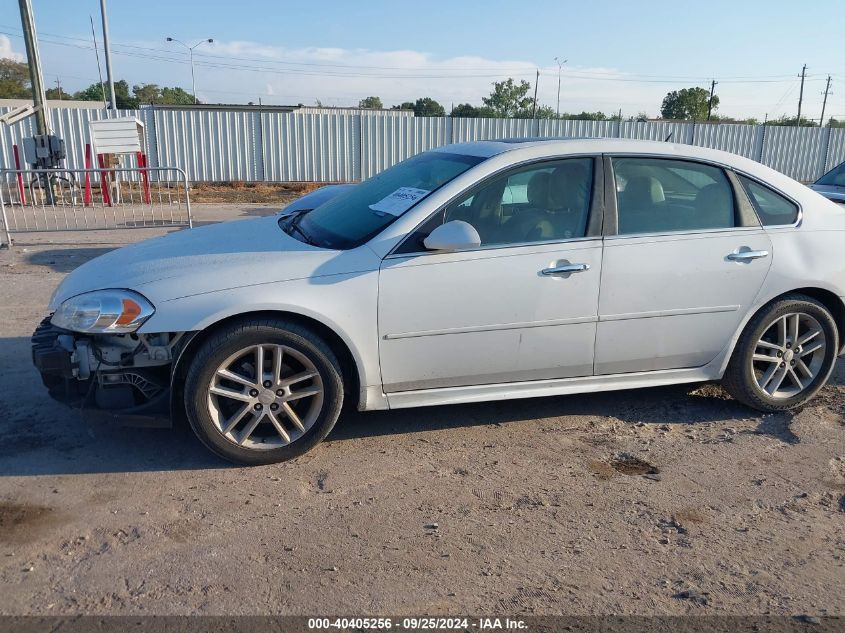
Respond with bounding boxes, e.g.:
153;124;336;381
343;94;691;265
31;317;175;427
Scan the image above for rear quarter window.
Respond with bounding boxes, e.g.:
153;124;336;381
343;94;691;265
738;176;799;226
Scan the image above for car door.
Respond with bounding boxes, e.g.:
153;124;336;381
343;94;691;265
595;155;773;375
378;156;604;393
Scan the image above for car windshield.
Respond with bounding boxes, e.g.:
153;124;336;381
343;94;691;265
816;162;845;187
291;151;484;249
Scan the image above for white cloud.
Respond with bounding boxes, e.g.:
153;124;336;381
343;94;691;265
0;35;25;62
40;37;811;119
166;40;667;114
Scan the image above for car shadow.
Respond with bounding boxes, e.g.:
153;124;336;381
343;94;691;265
329;382;751;442
23;248;117;273
1;332;841;477
0;336;228;476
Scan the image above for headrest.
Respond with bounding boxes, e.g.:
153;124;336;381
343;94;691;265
526;171;552;208
550;163;589;210
623;176;665;207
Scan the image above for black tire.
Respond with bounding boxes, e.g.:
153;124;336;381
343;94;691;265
184;318;344;465
722;294;839;412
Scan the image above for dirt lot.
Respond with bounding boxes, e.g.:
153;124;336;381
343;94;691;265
189;182;325;204
0;204;843;617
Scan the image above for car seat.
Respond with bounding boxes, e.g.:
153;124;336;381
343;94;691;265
693;183;734;229
618;176;666;234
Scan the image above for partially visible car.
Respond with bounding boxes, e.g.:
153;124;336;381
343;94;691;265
811;160;845;205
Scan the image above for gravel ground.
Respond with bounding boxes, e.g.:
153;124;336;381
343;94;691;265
0;204;843;616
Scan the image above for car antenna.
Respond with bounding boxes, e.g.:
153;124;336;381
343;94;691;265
664;132;673;142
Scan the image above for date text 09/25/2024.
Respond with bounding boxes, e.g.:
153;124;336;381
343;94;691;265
307;618;527;630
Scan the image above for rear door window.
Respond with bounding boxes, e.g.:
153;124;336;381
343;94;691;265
738;176;799;226
612;157;736;235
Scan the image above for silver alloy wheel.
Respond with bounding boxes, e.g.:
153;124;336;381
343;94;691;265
751;312;827;399
207;344;324;450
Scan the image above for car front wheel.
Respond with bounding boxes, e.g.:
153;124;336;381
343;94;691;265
184;318;344;465
723;294;839;412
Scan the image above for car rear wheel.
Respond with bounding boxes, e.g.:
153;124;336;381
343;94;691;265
184;318;344;465
722;294;839;412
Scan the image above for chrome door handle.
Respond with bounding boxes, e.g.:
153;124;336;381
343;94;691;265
541;263;590;276
727;250;769;262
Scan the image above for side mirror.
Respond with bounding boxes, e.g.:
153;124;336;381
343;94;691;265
423;220;481;251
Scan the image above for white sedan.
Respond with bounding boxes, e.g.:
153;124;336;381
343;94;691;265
33;139;845;465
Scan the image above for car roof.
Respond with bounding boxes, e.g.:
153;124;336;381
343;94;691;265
434;137;726;160
433;136;808;194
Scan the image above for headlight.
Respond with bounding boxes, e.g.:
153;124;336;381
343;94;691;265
51;290;155;334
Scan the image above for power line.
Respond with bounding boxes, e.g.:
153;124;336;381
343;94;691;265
770;82;797;114
0;24;832;85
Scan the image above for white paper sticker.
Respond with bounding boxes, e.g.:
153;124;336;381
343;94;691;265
369;187;430;216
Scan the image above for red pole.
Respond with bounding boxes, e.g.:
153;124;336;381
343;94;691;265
12;144;25;205
137;151;151;204
97;154;112;207
84;144;92;206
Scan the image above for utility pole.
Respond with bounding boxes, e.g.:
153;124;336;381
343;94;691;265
797;64;807;125
554;57;567;117
99;0;117;109
532;69;539;119
17;0;48;136
54;77;62;99
707;79;718;120
89;15;107;108
820;75;832;128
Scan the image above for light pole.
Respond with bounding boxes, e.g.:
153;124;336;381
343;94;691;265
554;57;567;117
166;37;213;104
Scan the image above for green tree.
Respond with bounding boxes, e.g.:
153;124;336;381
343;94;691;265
571;111;608;121
392;101;415;111
635;111;649;122
131;84;196;105
482;78;534;118
411;97;445;117
45;86;69;100
74;82;107;103
709;113;759;125
660;87;718;120
133;83;160;104
75;79;139;108
449;103;497;118
450;103;480;117
0;58;31;98
534;105;560;119
764;115;817;127
159;86;194;105
358;95;383;109
828;118;845;128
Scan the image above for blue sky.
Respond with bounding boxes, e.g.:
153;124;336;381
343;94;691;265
0;0;842;119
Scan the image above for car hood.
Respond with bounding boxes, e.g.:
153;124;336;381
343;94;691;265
49;215;378;308
810;184;845;203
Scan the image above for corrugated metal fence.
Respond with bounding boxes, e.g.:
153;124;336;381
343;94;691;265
1;107;843;183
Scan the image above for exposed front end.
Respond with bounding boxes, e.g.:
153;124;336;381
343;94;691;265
31;315;184;427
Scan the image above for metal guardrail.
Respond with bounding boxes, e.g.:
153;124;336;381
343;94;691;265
0;166;192;247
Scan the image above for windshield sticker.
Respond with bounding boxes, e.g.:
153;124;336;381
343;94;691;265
369;187;430;216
